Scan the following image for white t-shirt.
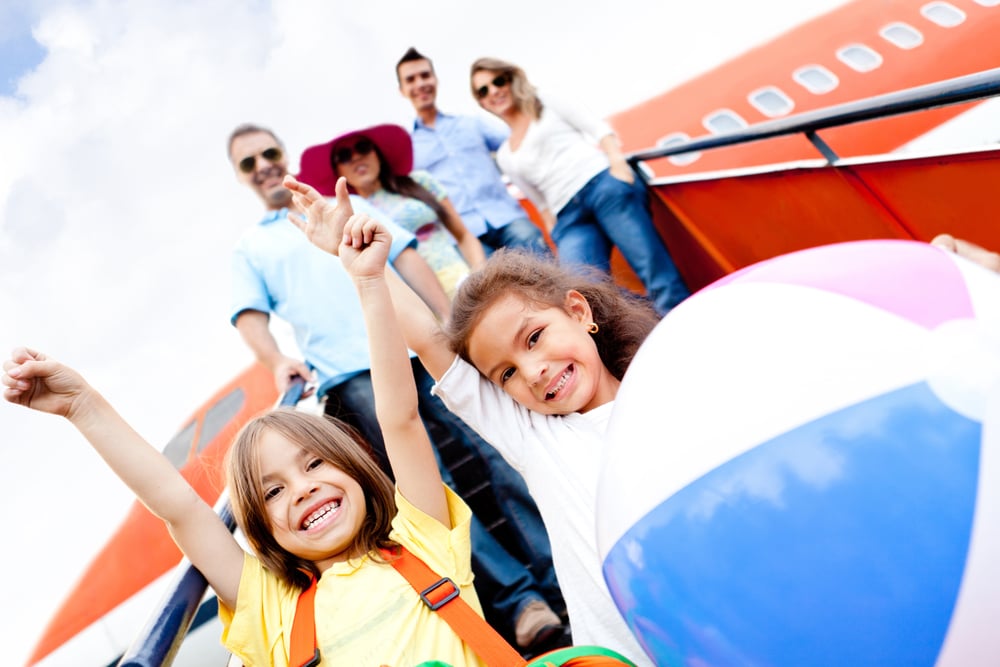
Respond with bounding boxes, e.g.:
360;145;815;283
495;93;614;215
433;357;652;667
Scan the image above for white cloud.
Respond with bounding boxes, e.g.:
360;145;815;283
0;0;849;664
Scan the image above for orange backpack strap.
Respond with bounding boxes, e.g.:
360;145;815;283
289;576;321;667
384;545;527;667
287;547;526;667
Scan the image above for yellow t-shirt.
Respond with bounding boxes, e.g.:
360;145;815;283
219;485;486;666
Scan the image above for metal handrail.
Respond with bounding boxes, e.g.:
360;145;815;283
627;67;1000;172
118;376;307;667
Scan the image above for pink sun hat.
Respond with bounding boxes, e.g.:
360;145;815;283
297;123;414;196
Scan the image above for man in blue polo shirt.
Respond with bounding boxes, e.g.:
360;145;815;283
396;47;550;256
227;124;566;653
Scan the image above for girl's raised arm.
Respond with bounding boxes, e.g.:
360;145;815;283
2;348;245;608
340;217;450;526
285;174;458;381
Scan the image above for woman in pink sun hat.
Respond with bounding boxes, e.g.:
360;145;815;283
299;123;487;298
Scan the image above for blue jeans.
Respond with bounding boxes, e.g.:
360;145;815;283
480;217;551;257
553;168;690;315
324;358;563;629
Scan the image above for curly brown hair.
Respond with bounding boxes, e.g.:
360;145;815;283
226;409;398;590
445;250;661;382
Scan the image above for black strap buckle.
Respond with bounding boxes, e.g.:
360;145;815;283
419;577;459;610
300;648;321;667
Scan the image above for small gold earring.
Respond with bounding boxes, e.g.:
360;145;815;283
587;322;599;334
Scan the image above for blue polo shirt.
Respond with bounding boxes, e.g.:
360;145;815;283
410;110;527;238
230;196;417;395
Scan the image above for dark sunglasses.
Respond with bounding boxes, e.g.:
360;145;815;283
475;73;511;100
238;147;283;174
332;138;375;165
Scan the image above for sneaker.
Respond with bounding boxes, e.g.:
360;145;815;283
514;599;564;649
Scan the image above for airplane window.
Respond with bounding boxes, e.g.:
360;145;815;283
793;65;839;94
703;110;748;135
921;2;967;26
748;86;795;117
880;22;924;49
656;132;701;165
196;386;246;454
836;44;883;72
162;420;197;469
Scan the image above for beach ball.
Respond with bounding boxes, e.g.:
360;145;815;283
597;240;1000;667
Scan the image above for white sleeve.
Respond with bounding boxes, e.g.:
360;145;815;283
431;356;533;472
542;93;614;144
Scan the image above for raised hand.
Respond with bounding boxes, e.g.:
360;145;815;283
931;234;1000;274
284;174;355;256
2;347;91;419
339;213;393;282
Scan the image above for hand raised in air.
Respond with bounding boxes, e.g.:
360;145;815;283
339;214;394;283
285;174;354;256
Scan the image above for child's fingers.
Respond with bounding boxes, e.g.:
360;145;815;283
350;221;369;248
343;214;368;245
362;217;381;245
3;385;28;403
8;358;57;380
931;234;958;253
1;369;26;390
10;346;42;364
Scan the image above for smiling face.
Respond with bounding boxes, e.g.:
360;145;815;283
230;130;291;210
471;69;514;118
257;428;367;570
333;137;382;198
467;291;620;414
398;58;438;114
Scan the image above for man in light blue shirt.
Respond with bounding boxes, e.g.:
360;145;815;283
397;47;550;256
228;124;567;653
228;123;450;403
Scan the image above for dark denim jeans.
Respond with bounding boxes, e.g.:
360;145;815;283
553;168;690;315
324;357;563;629
480;216;552;258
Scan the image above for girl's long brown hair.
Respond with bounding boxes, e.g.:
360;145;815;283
226;409;397;590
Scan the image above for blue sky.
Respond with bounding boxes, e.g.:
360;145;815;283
0;33;45;97
0;3;45;96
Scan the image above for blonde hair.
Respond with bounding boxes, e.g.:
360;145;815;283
226;409;397;590
470;57;544;118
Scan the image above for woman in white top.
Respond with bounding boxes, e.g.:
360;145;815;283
469;57;689;316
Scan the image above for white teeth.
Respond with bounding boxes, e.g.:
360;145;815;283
302;500;340;530
546;368;571;400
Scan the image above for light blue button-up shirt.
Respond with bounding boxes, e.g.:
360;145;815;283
410;110;527;238
230;195;416;394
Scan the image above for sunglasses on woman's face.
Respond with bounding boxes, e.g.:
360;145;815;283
475;73;511;100
238;147;283;174
332;138;375;165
